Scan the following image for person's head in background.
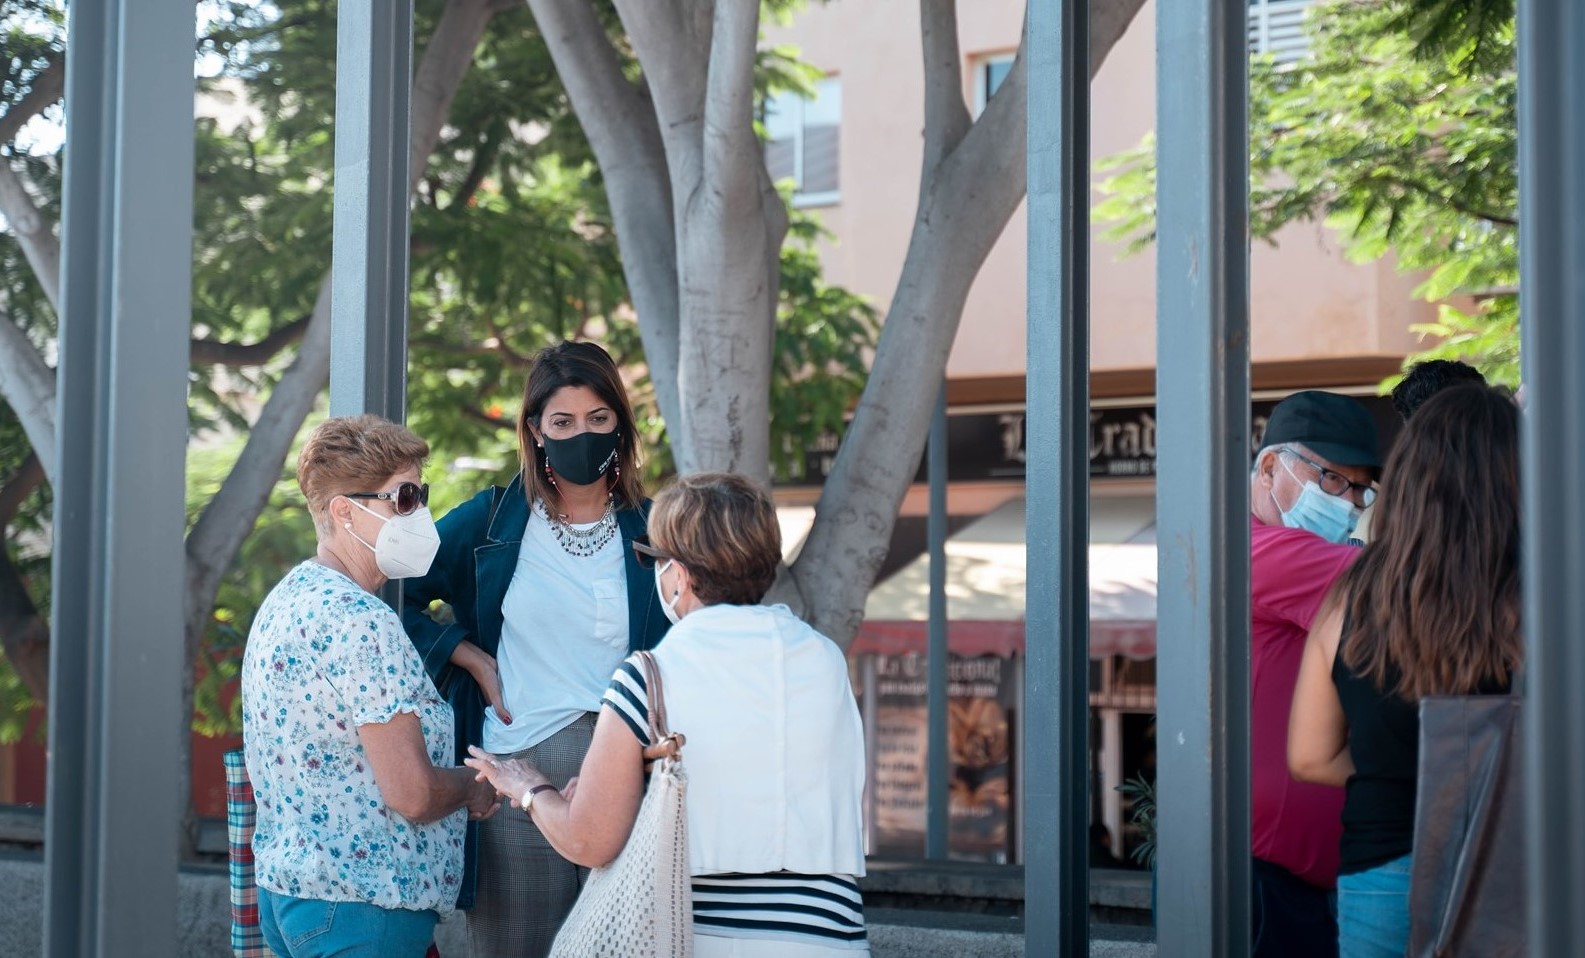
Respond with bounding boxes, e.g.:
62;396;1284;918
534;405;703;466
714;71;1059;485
1390;359;1486;421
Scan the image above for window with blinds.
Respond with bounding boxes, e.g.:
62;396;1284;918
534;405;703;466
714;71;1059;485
764;76;842;208
1248;0;1314;65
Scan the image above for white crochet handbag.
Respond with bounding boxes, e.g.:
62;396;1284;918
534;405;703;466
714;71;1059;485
549;650;693;958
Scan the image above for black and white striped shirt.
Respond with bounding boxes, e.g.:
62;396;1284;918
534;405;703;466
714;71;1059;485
603;657;869;949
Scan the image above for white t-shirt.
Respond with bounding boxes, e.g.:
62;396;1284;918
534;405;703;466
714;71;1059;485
483;502;629;754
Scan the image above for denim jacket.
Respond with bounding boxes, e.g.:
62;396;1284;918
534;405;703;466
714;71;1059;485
401;471;672;908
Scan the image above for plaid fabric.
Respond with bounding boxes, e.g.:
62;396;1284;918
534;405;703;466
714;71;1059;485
225;749;277;958
469;713;597;958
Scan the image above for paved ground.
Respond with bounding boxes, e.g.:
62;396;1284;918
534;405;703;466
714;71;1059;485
0;852;1157;957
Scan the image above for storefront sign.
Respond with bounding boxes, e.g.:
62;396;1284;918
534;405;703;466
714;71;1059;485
790;395;1398;486
859;653;1015;862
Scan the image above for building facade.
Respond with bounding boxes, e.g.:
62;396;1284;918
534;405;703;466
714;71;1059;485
765;0;1422;863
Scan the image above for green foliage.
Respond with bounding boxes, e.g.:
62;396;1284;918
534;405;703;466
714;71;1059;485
1093;0;1517;385
1115;773;1157;869
770;210;879;482
0;0;879;736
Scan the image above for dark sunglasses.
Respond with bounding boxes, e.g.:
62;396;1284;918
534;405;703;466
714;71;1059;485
631;536;675;569
346;481;429;516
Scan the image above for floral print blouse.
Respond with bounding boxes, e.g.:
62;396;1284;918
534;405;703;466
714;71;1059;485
242;561;464;913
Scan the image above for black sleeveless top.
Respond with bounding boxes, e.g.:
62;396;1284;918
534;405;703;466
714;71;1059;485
1331;623;1510;875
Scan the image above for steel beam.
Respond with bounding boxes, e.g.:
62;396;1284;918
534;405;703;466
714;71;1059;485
926;383;949;859
330;0;414;420
1153;0;1252;953
45;2;196;955
1518;1;1585;952
1024;0;1091;953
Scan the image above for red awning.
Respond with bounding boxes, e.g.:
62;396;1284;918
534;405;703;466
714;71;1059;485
849;618;1157;659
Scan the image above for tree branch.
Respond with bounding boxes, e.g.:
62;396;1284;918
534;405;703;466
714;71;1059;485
0;309;58;485
0;161;61;312
189;313;313;365
527;0;684;439
462;404;517;430
791;0;1150;646
920;0;972;172
0;53;66;147
411;0;500;195
445;121;505;212
611;0;713;202
0;452;43;530
0;544;48;706
700;0;763;211
0;455;49;705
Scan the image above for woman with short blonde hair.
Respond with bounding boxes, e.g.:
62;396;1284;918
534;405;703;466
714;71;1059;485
243;415;499;958
469;472;871;956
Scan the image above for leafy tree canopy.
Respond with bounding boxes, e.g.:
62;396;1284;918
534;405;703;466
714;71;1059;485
1093;0;1518;386
0;0;876;737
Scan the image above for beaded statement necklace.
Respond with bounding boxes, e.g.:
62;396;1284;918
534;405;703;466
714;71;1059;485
536;497;618;558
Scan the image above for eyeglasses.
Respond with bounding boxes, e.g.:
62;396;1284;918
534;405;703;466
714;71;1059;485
1282;450;1377;507
631;536;675;569
346;481;430;516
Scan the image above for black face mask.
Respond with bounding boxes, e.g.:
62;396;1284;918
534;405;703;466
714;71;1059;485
541;429;620;486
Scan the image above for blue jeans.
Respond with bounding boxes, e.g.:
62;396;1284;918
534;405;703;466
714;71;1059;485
257;887;438;958
1337;854;1413;958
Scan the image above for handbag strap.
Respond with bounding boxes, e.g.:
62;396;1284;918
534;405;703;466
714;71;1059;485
637;650;685;761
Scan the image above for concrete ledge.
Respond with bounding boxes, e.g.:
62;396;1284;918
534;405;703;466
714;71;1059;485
0;853;1155;957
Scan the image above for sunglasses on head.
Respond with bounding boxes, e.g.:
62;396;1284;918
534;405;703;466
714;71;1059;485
346;481;430;516
631;536;675;569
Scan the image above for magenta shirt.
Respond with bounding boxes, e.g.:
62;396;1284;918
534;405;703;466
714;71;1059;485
1250;515;1358;888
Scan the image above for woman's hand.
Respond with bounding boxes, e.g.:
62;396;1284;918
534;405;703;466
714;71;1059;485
465;744;551;807
453;641;512;725
465;775;502;822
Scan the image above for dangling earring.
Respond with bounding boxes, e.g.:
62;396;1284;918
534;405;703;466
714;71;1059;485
610;451;621;487
543;450;558;489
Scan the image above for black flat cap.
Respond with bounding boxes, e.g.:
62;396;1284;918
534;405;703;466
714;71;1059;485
1263;390;1382;473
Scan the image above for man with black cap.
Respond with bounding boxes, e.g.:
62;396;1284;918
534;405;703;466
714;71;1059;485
1248;390;1381;958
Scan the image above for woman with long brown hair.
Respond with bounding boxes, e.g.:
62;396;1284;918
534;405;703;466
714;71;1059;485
402;341;673;957
1288;383;1522;957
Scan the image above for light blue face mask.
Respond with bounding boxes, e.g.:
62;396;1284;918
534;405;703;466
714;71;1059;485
1274;457;1361;544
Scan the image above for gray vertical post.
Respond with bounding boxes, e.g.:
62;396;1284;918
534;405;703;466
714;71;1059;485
926;383;950;859
1153;0;1252;951
330;0;414;420
45;2;196;956
1518;1;1585;952
1025;0;1090;953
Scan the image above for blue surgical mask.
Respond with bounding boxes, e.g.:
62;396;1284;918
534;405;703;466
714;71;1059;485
1274;458;1360;544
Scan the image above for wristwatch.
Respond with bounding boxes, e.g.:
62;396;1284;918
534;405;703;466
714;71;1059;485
522;783;557;815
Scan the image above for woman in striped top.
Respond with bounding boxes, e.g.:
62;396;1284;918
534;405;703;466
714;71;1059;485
467;473;870;955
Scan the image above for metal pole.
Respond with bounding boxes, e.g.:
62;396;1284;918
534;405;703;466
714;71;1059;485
1025;0;1091;952
330;0;414;421
46;2;195;955
1518;1;1585;953
1153;0;1252;950
926;383;950;859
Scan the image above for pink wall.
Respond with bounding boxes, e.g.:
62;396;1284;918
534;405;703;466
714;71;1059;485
764;0;1435;381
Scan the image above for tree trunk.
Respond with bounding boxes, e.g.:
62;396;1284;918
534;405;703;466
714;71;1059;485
523;0;684;438
789;0;1150;646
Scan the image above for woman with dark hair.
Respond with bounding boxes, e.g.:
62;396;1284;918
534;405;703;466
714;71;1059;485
1288;383;1522;957
466;473;869;956
403;341;673;957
